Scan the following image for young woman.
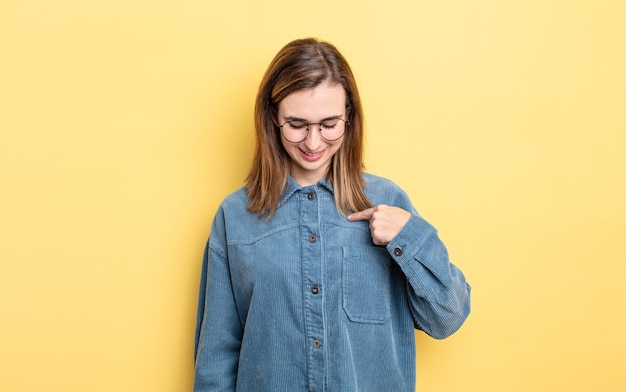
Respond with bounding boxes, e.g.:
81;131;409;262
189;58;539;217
194;38;471;391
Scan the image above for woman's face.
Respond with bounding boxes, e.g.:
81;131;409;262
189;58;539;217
276;82;347;186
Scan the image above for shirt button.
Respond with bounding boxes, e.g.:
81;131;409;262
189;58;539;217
394;247;403;256
309;235;317;243
311;285;320;295
307;192;316;200
313;339;322;349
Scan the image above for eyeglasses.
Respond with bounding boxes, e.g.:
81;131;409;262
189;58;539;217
279;117;349;143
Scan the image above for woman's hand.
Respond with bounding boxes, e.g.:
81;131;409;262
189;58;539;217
347;204;411;245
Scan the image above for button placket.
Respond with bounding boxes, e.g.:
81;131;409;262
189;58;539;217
300;186;325;388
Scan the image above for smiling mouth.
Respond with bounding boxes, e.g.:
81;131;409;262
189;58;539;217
299;148;325;160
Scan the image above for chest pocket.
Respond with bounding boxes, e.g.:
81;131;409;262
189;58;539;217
342;246;393;324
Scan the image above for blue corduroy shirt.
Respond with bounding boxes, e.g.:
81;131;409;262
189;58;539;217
194;173;471;391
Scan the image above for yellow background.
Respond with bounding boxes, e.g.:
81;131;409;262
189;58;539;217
1;0;625;391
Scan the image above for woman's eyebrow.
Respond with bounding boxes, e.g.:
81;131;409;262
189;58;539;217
283;114;343;122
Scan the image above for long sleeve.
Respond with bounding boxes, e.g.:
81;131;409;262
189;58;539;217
387;214;471;339
193;209;243;391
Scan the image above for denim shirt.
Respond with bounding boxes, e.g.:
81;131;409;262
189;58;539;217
194;173;471;392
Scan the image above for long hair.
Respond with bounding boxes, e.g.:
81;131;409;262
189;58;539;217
245;38;372;218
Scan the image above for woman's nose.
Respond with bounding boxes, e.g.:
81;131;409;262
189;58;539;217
303;123;323;147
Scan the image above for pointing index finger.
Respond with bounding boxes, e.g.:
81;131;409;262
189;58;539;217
347;207;375;222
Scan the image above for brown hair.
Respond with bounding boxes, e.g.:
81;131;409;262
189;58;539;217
245;38;372;217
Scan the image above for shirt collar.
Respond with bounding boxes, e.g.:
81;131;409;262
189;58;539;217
278;176;334;208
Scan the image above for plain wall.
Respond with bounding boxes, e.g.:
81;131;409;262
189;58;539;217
1;0;625;391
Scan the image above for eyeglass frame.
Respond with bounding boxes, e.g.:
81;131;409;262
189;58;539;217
278;117;350;143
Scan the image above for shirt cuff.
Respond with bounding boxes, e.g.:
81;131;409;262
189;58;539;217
386;214;437;267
